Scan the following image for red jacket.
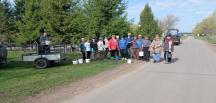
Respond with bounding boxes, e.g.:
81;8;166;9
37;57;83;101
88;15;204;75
109;39;119;50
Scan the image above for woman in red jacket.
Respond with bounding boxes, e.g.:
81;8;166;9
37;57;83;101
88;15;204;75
109;35;119;59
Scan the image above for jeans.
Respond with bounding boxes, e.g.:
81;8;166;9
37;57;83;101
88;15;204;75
152;53;161;62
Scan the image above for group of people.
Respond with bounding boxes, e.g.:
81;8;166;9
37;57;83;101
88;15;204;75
80;33;175;63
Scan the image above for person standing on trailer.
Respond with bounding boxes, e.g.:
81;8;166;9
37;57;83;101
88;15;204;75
39;32;50;54
164;34;174;63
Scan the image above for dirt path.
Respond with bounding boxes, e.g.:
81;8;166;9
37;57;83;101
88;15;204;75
24;60;146;103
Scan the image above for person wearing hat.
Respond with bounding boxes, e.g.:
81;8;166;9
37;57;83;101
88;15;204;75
136;34;144;60
125;33;134;58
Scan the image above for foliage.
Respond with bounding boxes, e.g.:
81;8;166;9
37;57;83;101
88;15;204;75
138;4;161;39
193;11;216;35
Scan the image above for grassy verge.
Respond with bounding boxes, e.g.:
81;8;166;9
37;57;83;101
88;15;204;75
195;36;216;44
0;51;121;103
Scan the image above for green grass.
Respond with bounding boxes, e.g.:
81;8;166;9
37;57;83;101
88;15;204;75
195;36;216;44
0;51;121;103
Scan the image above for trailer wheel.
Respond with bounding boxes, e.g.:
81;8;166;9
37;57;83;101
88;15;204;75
34;58;49;69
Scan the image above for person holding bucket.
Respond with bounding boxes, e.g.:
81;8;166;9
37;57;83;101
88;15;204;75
143;36;151;62
136;35;144;60
108;35;119;60
150;35;162;63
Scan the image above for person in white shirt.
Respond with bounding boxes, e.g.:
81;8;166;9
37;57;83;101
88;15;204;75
84;39;91;59
97;38;105;60
104;37;109;59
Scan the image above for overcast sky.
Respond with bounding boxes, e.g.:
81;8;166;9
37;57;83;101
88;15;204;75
8;0;216;32
127;0;216;32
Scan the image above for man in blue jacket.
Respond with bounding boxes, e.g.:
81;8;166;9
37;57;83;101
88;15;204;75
136;35;144;60
119;37;128;60
125;33;134;59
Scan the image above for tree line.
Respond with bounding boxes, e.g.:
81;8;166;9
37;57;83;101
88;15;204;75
193;11;216;36
0;0;163;44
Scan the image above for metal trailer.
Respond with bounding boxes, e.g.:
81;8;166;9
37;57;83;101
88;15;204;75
22;52;65;69
0;44;7;65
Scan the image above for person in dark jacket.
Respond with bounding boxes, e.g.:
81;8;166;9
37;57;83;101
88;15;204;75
80;38;86;60
39;32;50;54
90;39;98;60
143;36;151;61
125;33;134;58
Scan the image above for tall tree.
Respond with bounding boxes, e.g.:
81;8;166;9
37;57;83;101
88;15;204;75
0;0;15;42
84;0;129;38
139;4;161;39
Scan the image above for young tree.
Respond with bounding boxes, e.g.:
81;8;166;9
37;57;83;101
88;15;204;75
139;4;161;39
159;14;180;32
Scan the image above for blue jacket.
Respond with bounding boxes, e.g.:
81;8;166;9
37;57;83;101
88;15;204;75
125;36;134;44
136;39;144;49
119;39;127;50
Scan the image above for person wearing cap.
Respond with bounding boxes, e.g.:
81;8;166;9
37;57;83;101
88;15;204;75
97;38;105;60
108;35;119;59
125;33;134;58
136;34;144;60
143;36;151;61
131;35;138;59
80;38;86;61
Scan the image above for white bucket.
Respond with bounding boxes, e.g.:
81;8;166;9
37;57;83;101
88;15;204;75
45;41;51;45
78;59;83;64
85;59;91;63
72;60;78;65
139;51;144;56
127;59;132;64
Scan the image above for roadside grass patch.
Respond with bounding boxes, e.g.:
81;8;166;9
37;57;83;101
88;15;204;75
0;51;122;103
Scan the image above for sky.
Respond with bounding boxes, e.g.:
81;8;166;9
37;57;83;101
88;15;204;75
127;0;216;32
8;0;216;32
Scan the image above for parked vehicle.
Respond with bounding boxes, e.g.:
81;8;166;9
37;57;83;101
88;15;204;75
0;44;7;65
166;29;181;45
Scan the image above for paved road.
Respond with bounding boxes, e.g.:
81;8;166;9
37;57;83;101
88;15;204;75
62;37;216;103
